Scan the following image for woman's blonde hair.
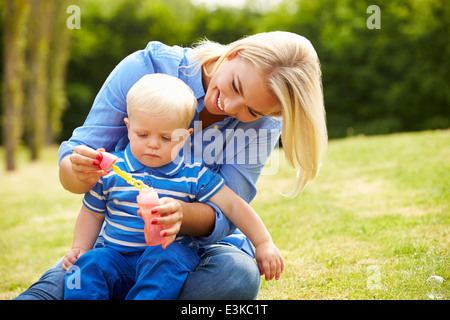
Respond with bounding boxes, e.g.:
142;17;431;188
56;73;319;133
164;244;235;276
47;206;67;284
189;31;327;197
127;73;197;128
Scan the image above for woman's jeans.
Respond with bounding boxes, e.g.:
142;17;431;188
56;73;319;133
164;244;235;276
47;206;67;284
14;243;261;300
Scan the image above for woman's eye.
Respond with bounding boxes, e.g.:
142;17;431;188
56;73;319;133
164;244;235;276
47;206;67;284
248;107;258;118
232;79;239;93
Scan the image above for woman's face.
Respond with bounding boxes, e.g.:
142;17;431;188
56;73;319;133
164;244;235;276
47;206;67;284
203;55;280;123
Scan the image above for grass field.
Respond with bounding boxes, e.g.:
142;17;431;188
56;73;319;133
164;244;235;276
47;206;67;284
0;130;449;300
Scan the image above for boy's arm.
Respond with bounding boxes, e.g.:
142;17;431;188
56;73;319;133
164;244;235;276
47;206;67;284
208;185;284;280
71;204;105;252
207;185;272;248
62;205;105;270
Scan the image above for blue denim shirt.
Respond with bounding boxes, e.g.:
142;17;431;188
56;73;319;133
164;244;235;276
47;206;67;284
59;41;281;257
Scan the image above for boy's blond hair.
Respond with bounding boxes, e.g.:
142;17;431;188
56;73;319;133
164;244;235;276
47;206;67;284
127;73;197;128
189;31;328;197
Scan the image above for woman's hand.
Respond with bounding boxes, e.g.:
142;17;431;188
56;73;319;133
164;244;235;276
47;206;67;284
70;145;107;185
62;247;87;271
138;197;183;249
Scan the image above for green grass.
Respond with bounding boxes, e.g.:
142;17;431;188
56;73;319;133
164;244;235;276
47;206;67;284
0;130;449;299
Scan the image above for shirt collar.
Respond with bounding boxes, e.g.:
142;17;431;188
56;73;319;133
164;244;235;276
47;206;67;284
123;143;184;176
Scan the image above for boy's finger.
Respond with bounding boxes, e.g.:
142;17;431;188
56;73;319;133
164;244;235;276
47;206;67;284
263;261;273;281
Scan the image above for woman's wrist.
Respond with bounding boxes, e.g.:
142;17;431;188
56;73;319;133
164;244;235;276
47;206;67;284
59;156;96;194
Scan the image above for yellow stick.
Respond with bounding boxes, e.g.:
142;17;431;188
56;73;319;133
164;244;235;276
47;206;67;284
111;165;151;191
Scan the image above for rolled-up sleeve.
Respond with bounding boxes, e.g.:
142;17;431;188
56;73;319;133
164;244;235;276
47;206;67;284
193;117;282;246
58;42;187;164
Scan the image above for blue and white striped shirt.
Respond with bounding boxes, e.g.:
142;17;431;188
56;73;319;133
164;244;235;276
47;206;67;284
83;144;225;253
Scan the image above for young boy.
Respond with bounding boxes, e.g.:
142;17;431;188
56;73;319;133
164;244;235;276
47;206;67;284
63;74;283;300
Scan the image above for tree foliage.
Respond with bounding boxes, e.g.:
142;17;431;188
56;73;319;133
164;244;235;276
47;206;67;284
62;0;449;142
1;0;448;170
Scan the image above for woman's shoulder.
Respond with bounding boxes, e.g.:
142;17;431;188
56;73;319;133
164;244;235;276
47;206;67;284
102;41;191;92
143;41;189;60
230;115;282;132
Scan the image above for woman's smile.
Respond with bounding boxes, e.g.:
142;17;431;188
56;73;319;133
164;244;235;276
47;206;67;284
203;56;280;122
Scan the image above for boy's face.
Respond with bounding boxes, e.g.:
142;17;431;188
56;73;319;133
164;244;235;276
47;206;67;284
125;110;192;168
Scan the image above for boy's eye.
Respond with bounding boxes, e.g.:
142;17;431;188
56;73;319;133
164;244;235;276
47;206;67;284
137;133;148;137
161;136;171;141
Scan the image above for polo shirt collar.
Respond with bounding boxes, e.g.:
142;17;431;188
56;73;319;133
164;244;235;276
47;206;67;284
123;143;185;176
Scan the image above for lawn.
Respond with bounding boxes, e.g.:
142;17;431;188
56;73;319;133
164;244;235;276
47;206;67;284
0;130;449;300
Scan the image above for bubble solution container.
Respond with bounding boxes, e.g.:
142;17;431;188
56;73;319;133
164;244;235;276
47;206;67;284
137;188;166;246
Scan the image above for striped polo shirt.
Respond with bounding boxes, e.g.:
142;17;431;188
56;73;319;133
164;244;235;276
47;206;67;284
83;143;225;253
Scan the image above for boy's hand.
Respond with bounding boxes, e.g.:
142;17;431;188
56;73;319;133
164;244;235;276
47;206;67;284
62;248;87;271
138;197;183;249
255;241;284;281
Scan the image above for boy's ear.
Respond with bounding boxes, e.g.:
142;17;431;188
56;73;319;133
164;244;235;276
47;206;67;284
124;117;130;129
171;128;192;144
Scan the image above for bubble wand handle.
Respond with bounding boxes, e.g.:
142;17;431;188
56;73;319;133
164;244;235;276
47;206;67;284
111;165;150;190
97;151;165;246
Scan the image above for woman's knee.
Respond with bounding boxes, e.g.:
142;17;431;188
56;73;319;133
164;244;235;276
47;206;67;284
179;245;261;300
217;249;261;299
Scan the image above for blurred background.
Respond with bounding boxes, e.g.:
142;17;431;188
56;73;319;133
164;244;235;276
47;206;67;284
1;0;449;171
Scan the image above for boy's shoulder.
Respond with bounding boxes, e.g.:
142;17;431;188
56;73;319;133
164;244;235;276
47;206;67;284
180;156;208;171
167;156;217;181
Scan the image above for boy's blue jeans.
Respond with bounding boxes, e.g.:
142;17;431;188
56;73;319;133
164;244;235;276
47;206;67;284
15;242;261;300
64;241;199;300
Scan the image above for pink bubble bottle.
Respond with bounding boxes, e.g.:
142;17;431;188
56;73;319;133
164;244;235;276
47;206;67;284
137;188;166;247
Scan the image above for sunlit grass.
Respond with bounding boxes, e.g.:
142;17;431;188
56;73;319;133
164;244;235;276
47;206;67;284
254;130;449;299
0;130;449;299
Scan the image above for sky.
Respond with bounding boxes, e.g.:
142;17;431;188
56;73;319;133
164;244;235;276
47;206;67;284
191;0;282;10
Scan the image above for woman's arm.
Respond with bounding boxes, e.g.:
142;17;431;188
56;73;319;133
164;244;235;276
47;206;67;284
58;47;161;193
178;201;216;237
152;198;216;239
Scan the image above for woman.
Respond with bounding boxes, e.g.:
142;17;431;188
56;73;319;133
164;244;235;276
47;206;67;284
15;31;327;300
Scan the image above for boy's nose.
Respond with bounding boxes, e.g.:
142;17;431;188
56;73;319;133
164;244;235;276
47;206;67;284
147;137;159;149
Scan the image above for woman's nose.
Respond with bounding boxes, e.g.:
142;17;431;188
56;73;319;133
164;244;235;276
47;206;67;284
224;97;244;116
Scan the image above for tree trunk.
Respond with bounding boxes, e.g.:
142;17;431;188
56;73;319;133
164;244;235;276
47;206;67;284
47;0;72;145
2;0;30;171
25;0;54;161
